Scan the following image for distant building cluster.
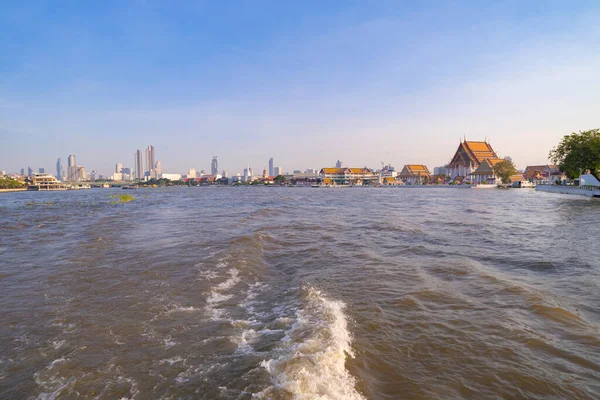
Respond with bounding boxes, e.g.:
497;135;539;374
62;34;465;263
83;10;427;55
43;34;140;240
5;137;574;188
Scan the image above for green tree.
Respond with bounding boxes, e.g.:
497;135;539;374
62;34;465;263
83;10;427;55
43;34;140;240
549;129;600;179
273;175;286;184
493;160;517;184
0;178;26;189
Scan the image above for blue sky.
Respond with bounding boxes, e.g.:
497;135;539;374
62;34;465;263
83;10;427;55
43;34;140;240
1;0;600;175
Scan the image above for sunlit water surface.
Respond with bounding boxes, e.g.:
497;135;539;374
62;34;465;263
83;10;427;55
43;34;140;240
1;187;599;399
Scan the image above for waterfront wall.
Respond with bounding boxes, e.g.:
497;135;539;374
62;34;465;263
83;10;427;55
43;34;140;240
536;185;600;197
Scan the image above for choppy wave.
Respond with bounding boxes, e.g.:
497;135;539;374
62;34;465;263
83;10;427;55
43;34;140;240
257;286;365;400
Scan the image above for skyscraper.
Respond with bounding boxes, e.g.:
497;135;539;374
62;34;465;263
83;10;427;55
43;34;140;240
56;158;62;181
135;150;144;180
211;156;218;176
27;166;33;177
38;168;45;174
20;168;25;176
145;145;155;175
115;163;123;173
335;160;343;168
67;155;78;181
269;158;274;177
154;161;162;178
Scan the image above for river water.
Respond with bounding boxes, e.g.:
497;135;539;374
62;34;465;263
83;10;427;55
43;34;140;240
1;187;599;399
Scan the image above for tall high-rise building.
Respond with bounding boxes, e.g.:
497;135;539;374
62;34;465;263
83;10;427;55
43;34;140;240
268;158;274;177
115;163;123;173
67;154;77;181
211;156;218;176
222;170;228;178
335;160;343;168
154;161;162;178
56;158;63;181
135;150;144;180
27;166;33;177
38;168;45;174
145;145;155;174
274;166;283;176
20;168;25;176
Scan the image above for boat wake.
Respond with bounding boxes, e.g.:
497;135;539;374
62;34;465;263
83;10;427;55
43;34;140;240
257;286;365;400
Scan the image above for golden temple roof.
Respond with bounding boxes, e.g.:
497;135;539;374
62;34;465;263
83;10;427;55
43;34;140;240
399;164;431;177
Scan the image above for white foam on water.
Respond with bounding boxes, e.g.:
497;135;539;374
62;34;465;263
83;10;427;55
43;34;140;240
166;305;200;313
204;268;242;320
164;336;177;349
51;340;66;350
257;287;365;400
196;269;219;281
233;328;260;354
159;356;184;365
34;357;75;400
215;268;240;291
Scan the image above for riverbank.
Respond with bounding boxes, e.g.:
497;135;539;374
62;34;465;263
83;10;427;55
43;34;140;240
0;188;27;193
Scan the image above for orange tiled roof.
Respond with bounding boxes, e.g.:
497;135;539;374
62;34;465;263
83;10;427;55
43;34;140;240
321;168;345;174
320;167;374;175
465;141;492;152
448;140;499;169
509;174;525;182
464;142;498;163
399;164;431;177
407;165;429;172
348;168;366;173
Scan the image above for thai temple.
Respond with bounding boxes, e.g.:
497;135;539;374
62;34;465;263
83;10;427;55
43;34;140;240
398;165;431;185
447;139;505;183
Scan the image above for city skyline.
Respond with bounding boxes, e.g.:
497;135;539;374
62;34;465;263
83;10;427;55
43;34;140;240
2;2;600;174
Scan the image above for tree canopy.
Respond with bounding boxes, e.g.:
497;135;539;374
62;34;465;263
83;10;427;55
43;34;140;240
549;129;600;179
493;160;517;184
0;177;26;189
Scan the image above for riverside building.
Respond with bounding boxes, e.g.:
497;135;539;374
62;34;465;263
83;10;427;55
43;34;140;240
319;167;377;185
398;165;431;185
447;140;504;183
